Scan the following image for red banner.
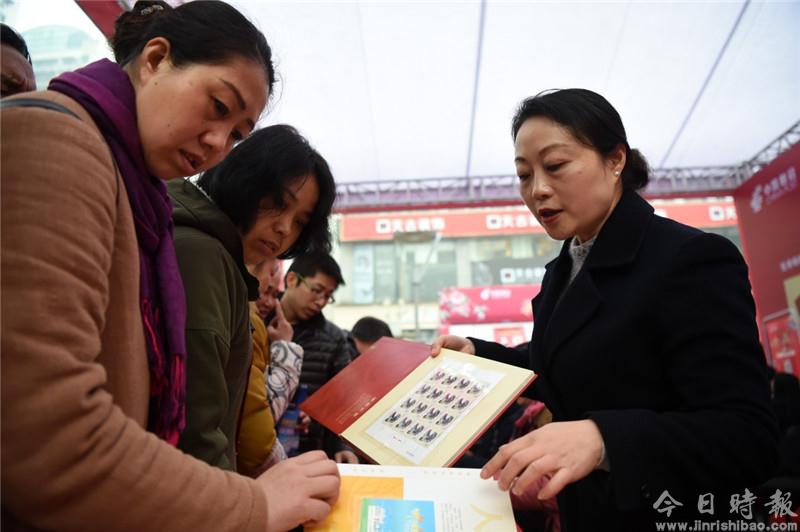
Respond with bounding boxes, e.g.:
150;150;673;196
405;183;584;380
733;142;800;376
439;285;541;325
494;326;528;348
765;314;800;376
340;200;737;241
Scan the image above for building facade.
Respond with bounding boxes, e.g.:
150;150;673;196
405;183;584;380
325;197;741;343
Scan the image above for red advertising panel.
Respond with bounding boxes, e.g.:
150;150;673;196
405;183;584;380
494;326;528;348
76;1;123;38
439;285;541;325
765;315;800;376
733;142;800;376
340;200;737;241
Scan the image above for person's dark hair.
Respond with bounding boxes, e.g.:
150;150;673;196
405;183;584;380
287;251;345;288
352;317;393;343
196;124;335;260
1;23;32;65
111;0;275;95
511;88;649;191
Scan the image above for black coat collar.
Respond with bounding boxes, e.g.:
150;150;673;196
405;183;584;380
540;188;654;277
535;189;654;365
583;188;654;271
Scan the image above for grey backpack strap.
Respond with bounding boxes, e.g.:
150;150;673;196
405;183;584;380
1;97;122;204
0;97;82;120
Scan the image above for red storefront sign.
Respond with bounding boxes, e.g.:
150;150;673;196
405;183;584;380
733;142;800;376
439;285;541;325
340;200;738;241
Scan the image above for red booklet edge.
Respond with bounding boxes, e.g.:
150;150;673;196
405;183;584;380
300;337;430;434
442;372;536;466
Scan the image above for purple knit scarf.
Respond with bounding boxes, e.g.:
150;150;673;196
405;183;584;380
50;59;187;445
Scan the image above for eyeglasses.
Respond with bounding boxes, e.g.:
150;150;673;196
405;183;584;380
296;273;336;304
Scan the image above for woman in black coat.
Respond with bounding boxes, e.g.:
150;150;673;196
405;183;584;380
432;89;779;531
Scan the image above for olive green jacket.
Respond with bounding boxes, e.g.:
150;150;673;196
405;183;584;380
169;179;258;471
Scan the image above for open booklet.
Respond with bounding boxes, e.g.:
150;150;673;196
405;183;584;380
301;337;535;467
306;464;517;532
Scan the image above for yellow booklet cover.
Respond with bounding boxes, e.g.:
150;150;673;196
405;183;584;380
307;464;517;532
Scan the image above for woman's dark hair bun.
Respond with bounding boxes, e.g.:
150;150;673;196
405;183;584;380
623;148;650;191
110;1;172;65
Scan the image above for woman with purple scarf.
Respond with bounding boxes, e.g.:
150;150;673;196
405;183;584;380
1;1;339;530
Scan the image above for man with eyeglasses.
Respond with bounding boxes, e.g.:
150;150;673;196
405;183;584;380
277;251;359;463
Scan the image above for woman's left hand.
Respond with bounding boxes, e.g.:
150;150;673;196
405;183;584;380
481;420;604;500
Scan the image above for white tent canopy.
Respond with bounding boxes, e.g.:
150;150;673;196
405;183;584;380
9;0;800;185
233;0;800;183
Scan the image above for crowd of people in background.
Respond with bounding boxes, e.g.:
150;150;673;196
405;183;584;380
2;1;795;531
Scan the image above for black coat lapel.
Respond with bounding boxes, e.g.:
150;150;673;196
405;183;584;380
542;270;602;365
532;241;572;342
537;189;654;367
